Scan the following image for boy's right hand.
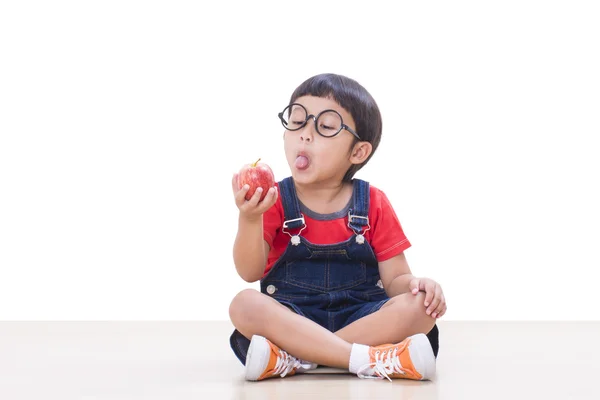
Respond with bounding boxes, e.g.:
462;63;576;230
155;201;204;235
232;173;278;221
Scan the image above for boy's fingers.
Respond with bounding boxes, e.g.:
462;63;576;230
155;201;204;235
247;187;263;207
257;187;277;212
435;307;446;319
436;294;447;318
423;283;434;308
270;186;278;204
409;278;420;295
427;286;443;316
234;184;250;206
438;304;447;318
435;301;447;318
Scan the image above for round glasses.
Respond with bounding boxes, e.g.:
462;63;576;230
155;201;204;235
278;103;361;139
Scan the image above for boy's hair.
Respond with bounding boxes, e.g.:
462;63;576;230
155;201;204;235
289;73;382;182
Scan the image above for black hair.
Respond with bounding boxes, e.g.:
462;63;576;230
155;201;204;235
289;73;382;182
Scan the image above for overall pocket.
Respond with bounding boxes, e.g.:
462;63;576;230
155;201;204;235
285;249;367;292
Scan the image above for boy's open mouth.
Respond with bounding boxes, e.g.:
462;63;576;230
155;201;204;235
295;152;310;170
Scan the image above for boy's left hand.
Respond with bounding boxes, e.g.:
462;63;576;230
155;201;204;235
409;277;446;319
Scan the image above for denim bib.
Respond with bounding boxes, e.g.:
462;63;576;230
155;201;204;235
230;177;391;364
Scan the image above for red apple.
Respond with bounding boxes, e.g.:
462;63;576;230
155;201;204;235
238;158;275;201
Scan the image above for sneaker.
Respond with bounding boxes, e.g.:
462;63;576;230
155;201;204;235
245;335;317;381
357;333;436;381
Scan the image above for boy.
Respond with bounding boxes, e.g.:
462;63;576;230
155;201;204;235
230;73;445;381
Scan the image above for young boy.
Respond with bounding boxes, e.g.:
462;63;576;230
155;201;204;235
229;73;446;382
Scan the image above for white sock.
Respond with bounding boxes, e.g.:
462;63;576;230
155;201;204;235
349;343;371;374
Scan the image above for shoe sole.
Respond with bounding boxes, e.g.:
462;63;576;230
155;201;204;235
408;333;437;380
245;335;270;381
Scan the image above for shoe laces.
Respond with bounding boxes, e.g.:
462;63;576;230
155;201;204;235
357;341;410;382
272;349;303;378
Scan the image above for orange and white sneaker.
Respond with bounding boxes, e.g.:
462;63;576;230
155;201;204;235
245;335;318;381
350;333;436;381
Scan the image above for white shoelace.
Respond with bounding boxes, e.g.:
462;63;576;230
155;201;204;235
272;350;304;378
357;347;408;382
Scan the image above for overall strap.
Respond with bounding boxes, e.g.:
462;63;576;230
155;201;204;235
278;177;305;230
348;179;370;233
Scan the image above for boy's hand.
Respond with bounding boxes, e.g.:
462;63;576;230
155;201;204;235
231;173;278;221
409;277;447;319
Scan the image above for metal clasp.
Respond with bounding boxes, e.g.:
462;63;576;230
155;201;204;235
283;216;306;229
347;212;371;233
348;212;370;244
282;214;307;246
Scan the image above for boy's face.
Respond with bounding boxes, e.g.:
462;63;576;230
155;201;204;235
283;95;359;186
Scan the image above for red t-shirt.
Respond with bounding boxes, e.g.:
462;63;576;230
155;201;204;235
262;182;411;275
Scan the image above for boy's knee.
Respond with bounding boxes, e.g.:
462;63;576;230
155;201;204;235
229;289;265;327
394;292;436;332
229;289;256;319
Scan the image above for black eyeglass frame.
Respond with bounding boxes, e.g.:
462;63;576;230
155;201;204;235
278;103;361;140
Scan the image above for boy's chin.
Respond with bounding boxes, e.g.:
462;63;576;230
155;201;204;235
289;169;313;184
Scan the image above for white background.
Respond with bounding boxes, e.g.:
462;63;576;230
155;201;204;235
1;1;598;320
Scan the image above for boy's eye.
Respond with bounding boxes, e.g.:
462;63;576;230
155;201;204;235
317;111;342;132
291;120;305;126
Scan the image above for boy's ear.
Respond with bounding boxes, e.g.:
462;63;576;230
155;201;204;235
350;141;373;165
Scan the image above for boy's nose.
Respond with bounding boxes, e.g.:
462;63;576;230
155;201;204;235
300;121;315;142
300;132;312;142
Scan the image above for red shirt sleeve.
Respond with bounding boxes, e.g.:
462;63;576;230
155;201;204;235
262;183;283;249
369;186;411;261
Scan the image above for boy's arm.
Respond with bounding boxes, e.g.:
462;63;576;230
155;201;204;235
370;188;414;296
231;173;279;283
233;215;269;282
378;252;416;297
372;188;446;316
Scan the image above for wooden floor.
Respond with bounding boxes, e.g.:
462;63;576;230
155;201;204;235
1;321;598;399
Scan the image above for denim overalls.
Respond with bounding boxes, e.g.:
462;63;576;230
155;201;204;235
230;177;438;364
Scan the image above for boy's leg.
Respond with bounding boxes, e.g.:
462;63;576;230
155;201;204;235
229;289;352;369
230;289;436;381
334;292;436;346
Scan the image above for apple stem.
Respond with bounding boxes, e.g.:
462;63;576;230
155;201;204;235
252;158;261;167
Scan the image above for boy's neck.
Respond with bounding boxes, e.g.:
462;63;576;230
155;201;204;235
294;180;352;213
